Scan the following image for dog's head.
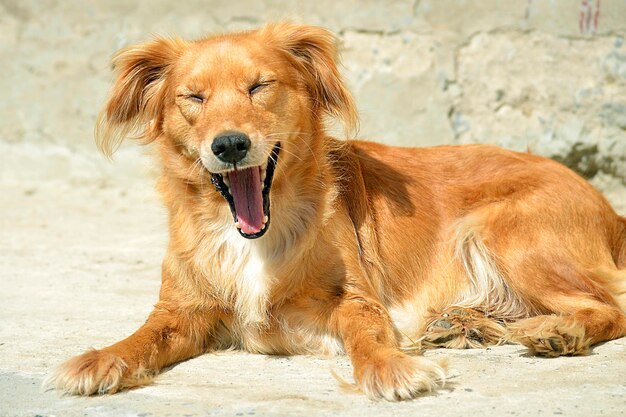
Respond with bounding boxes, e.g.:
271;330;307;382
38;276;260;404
97;23;356;239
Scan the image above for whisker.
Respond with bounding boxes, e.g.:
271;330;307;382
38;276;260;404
261;131;322;174
265;131;313;138
184;157;203;197
272;146;303;162
198;160;205;192
293;134;321;172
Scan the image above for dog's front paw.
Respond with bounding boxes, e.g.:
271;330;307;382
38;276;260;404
355;350;447;401
45;349;128;395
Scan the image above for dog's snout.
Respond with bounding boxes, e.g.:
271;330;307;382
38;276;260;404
211;132;251;164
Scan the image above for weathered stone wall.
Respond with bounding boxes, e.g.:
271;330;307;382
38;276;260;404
1;0;625;209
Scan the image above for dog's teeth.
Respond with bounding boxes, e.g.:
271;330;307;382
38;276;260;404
234;221;240;228
261;223;266;230
223;176;230;187
261;170;266;182
263;215;269;223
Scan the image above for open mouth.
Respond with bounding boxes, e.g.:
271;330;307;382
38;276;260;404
210;142;280;239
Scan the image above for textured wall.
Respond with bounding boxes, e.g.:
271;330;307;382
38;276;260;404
1;0;625;209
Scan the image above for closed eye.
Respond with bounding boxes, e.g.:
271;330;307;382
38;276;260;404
248;80;275;96
188;94;204;103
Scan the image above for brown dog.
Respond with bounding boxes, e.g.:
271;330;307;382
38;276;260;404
47;23;626;401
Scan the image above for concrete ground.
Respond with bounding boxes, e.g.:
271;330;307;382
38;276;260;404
1;180;625;417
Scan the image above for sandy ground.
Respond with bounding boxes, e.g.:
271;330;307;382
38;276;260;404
1;180;625;417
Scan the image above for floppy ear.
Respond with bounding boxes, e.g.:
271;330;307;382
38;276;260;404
262;23;358;137
95;37;186;157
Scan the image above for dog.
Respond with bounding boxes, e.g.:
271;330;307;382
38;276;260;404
47;23;626;401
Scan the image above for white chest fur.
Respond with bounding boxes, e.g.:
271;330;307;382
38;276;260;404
191;223;343;355
193;224;274;326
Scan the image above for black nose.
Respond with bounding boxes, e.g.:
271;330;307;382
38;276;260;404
211;132;251;164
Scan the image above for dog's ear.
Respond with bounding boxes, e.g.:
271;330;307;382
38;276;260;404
263;23;358;136
96;37;186;157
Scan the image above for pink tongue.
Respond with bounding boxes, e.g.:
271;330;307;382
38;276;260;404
228;167;264;235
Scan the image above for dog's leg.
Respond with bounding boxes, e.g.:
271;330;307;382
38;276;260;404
493;255;626;356
494;252;626;356
332;296;446;401
46;302;217;395
508;297;626;357
454;204;626;357
420;306;507;349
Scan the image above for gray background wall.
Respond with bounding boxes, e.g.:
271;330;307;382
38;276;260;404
2;0;625;211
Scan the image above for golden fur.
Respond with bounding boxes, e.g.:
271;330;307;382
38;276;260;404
47;23;626;401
